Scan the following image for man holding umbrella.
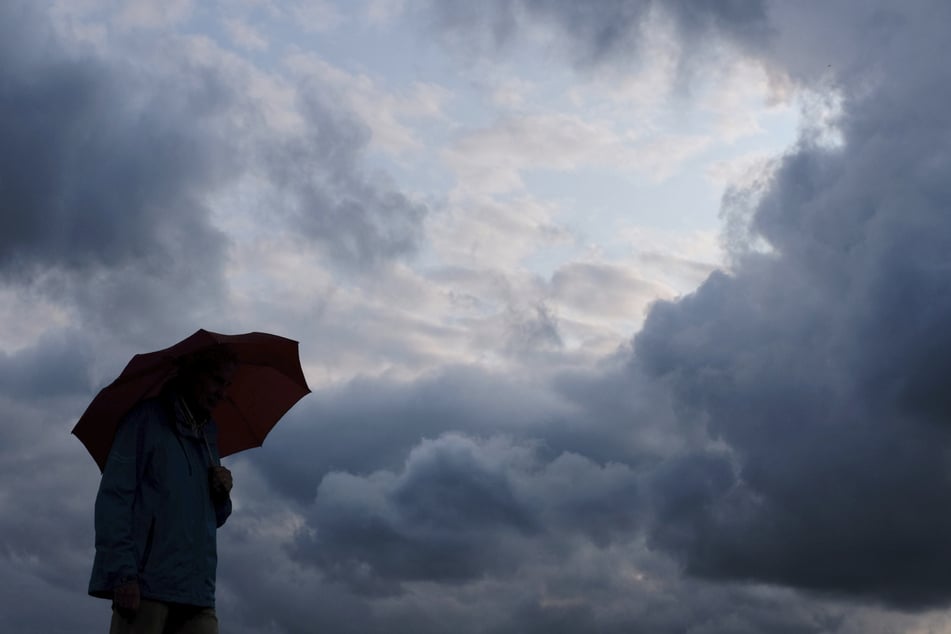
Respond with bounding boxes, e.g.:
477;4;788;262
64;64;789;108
89;347;236;633
76;329;311;634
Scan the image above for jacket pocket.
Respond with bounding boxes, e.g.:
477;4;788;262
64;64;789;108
139;517;156;574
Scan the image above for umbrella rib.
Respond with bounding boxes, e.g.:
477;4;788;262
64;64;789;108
224;360;310;392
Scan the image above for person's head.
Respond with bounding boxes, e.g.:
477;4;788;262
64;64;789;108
174;347;237;417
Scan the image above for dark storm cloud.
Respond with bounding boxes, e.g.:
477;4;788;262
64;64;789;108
0;1;238;348
0;3;232;281
255;366;569;501
252;359;675;505
291;433;640;594
293;435;542;594
232;406;856;634
631;0;951;610
0;0;425;297
241;361;668;614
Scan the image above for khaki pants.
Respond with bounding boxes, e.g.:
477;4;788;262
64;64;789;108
109;600;218;634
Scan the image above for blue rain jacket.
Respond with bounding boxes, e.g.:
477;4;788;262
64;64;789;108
88;394;232;607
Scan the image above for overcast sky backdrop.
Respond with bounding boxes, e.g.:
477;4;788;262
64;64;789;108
4;1;951;632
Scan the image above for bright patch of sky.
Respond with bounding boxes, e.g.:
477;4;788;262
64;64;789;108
208;0;801;265
47;0;802;377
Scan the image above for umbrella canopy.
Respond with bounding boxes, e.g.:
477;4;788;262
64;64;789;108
73;329;311;471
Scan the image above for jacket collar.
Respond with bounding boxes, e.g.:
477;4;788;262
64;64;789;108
171;392;207;439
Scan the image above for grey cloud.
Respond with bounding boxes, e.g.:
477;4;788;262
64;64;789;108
252;358;671;505
762;2;913;87
294;435;536;594
10;1;951;631
0;4;232;281
0;2;235;344
550;261;670;318
216;507;380;634
258;88;428;270
425;0;951;613
1;321;936;634
521;449;642;545
292;433;640;593
494;582;843;634
0;388;884;634
634;250;719;293
503;302;563;355
223;452;858;634
420;0;770;69
253;366;569;501
0;4;429;629
418;0;917;109
632;1;951;610
245;359;659;604
0;386;104;633
0;330;94;399
0;0;425;307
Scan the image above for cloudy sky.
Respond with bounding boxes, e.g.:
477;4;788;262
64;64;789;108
4;0;951;632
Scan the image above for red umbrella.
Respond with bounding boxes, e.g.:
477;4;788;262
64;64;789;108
73;329;311;471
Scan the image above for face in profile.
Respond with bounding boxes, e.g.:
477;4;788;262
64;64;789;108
189;362;236;416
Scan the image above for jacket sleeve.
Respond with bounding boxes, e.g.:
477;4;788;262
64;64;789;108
91;408;145;590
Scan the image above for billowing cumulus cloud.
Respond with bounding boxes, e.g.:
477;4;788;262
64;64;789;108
631;0;951;610
228;365;868;632
293;433;640;594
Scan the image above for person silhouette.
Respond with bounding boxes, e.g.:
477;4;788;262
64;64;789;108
88;348;236;634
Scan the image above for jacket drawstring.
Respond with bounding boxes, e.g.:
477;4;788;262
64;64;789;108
201;430;218;467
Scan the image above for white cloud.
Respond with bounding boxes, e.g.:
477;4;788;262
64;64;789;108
694;55;798;143
115;0;193;29
223;16;269;51
550;261;672;323
428;194;572;270
283;52;451;154
445;111;713;195
290;0;347;32
488;76;534;109
704;151;775;190
365;0;407;25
